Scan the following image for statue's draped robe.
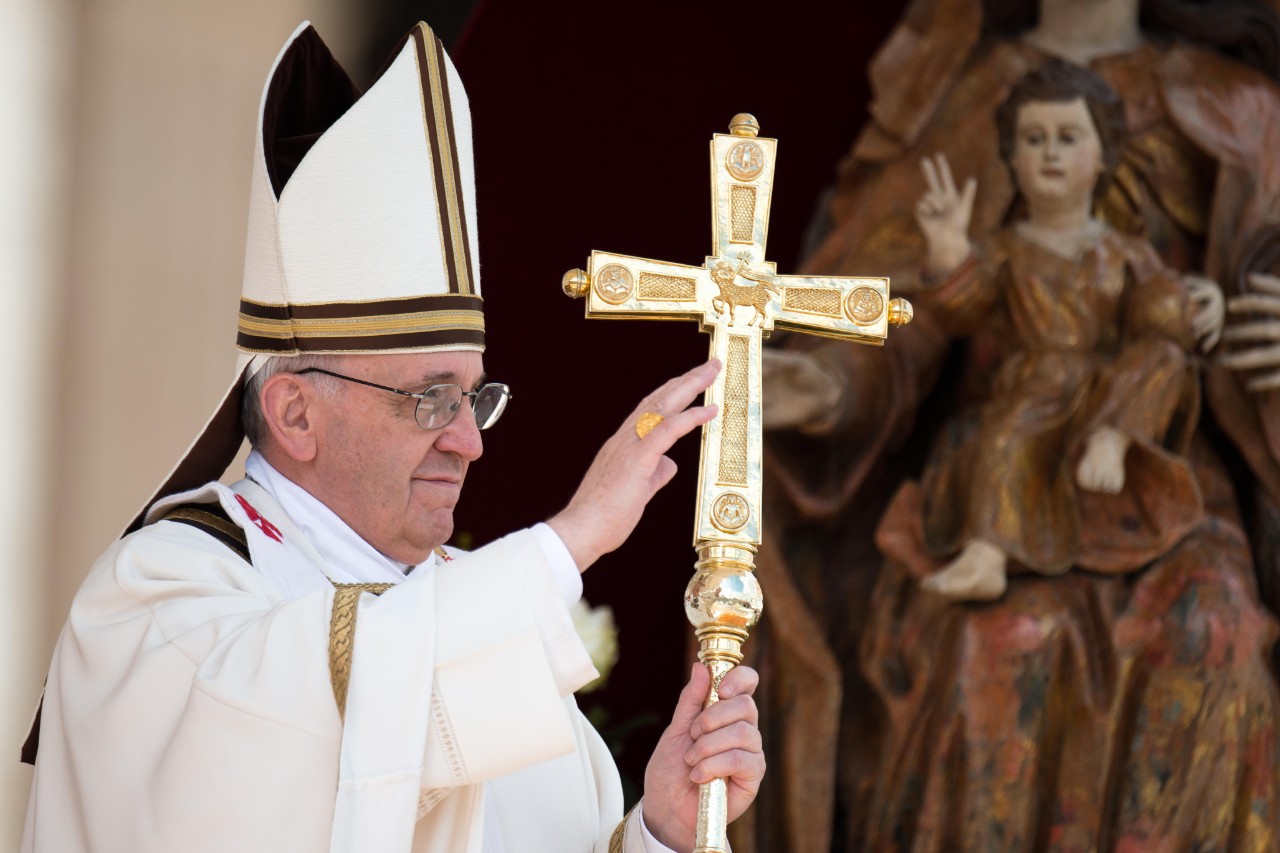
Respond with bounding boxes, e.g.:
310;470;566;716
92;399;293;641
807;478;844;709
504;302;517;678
743;33;1280;853
917;228;1200;575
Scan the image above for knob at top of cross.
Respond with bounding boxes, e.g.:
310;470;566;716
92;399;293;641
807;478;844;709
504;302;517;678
729;113;759;138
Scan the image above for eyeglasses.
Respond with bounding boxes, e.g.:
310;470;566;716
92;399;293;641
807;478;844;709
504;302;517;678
296;368;511;431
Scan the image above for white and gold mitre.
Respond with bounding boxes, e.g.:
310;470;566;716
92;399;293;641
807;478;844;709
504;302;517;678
131;21;480;529
239;20;482;355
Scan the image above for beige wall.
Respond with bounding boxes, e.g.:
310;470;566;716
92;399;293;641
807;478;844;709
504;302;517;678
7;1;363;846
1;0;71;844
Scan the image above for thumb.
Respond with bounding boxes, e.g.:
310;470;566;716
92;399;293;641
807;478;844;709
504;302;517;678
667;663;711;734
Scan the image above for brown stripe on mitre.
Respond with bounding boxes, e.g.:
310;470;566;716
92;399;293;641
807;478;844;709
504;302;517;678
289;293;481;319
427;31;475;297
411;25;474;297
296;328;484;353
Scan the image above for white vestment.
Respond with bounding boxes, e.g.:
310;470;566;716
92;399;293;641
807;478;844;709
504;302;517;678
22;456;666;852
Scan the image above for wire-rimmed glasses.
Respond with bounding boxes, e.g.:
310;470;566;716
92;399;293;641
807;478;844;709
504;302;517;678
296;368;511;430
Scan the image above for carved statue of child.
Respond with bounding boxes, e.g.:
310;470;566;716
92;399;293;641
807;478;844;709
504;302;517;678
911;60;1224;601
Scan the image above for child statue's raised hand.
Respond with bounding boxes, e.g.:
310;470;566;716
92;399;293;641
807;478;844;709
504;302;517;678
915;152;977;280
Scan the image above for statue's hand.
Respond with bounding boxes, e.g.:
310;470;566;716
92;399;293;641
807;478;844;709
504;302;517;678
915;152;975;279
1184;274;1223;352
761;348;843;434
1221;272;1280;391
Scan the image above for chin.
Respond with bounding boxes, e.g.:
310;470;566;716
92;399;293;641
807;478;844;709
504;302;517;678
412;514;455;555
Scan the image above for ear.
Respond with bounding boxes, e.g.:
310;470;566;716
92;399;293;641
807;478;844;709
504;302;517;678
260;373;321;462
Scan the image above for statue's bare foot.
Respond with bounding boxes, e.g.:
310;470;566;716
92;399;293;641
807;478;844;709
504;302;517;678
1077;426;1130;494
921;539;1008;601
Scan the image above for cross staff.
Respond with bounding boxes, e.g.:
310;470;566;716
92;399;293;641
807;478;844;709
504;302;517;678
562;113;910;853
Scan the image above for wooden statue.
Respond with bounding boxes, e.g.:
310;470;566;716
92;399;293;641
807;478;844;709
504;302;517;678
913;62;1220;601
746;0;1280;850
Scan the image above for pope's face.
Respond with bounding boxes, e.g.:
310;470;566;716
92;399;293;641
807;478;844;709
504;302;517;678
309;350;485;565
1009;97;1104;211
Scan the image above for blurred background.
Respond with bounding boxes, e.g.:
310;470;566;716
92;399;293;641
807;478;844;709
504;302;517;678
0;0;906;844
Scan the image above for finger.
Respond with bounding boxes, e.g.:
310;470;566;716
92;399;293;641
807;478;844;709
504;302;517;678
1222;322;1280;343
1219;343;1280;370
921;156;942;197
1227;295;1280;316
690;747;766;786
684;720;762;767
638;359;721;419
960;176;978;220
690;694;759;740
938;153;957;198
1200;328;1221;353
638;403;718;457
667;663;712;732
1247;371;1280;391
1192;313;1220;342
648;454;678;493
714;665;759;700
1248;271;1280;296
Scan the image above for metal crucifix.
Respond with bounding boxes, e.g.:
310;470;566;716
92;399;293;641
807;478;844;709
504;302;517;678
562;113;910;852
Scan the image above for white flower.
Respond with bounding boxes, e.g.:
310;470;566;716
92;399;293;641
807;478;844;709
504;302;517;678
571;598;619;694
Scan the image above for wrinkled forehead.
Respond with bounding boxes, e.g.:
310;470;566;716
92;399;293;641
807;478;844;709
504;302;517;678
336;350;486;385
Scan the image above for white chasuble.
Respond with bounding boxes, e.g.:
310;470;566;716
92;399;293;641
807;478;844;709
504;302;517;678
22;468;659;853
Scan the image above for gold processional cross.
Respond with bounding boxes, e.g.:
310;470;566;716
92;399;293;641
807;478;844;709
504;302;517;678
562;114;911;853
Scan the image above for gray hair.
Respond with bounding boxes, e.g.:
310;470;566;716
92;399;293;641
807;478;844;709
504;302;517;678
241;353;342;447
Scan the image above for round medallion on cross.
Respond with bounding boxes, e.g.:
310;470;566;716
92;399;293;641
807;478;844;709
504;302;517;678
594;264;635;305
725;142;765;182
711;492;750;532
845;287;885;324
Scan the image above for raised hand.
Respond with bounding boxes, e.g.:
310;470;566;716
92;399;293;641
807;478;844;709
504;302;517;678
548;359;720;571
1221;272;1280;391
915;152;977;279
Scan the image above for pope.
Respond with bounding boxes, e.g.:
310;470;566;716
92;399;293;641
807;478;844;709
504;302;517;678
20;22;764;853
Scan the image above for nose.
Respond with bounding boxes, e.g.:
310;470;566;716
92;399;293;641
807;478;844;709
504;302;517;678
435;401;484;461
1044;137;1060;160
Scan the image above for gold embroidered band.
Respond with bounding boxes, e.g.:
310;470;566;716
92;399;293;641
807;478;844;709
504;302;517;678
328;583;395;719
609;805;637;853
160;503;251;564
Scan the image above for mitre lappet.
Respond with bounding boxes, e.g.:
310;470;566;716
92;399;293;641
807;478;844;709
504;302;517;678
132;20;482;530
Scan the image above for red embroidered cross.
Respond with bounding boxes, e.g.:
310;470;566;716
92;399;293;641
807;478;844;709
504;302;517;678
234;494;283;543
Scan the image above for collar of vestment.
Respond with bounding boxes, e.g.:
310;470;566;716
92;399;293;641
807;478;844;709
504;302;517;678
245;449;435;584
